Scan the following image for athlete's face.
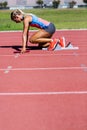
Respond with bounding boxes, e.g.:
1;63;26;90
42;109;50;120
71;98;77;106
13;15;21;23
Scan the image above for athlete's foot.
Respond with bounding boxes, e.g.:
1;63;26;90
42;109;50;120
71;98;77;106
47;39;58;51
59;37;66;48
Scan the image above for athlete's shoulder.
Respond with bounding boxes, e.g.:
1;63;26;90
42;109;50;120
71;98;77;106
23;15;32;23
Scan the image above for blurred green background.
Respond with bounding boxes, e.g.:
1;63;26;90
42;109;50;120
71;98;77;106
0;8;87;31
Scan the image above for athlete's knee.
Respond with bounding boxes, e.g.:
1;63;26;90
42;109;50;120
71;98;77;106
29;37;36;43
29;38;34;43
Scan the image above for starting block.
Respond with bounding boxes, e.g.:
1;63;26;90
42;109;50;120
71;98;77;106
42;42;79;51
55;42;79;51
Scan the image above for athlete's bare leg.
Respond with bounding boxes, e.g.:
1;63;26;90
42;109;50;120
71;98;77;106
29;29;53;47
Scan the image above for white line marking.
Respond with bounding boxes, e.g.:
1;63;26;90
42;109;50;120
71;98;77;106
0;53;87;57
0;91;87;96
0;66;87;71
0;29;87;33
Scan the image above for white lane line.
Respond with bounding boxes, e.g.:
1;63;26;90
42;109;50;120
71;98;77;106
0;66;87;71
0;54;20;58
0;91;87;96
0;29;87;33
0;53;87;57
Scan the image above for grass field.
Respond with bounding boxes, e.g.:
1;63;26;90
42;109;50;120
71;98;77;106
0;8;87;31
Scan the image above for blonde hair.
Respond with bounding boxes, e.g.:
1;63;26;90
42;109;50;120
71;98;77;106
11;9;24;20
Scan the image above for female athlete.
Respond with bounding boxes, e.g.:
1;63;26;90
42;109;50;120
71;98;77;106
11;9;65;53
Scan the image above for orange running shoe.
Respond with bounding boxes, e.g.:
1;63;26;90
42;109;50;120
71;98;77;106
47;39;58;51
59;37;66;47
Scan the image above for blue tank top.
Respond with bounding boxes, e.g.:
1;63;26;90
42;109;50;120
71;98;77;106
29;14;50;29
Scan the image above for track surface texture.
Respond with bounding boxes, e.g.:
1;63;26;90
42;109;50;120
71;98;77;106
0;30;87;130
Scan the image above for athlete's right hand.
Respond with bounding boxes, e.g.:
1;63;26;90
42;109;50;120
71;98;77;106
21;47;26;54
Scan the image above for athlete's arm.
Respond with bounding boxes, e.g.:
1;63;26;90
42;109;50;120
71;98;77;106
21;16;32;53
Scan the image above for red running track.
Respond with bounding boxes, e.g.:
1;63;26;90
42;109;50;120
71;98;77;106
0;30;87;130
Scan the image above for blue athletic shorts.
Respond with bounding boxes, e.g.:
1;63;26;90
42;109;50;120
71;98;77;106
44;23;56;35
